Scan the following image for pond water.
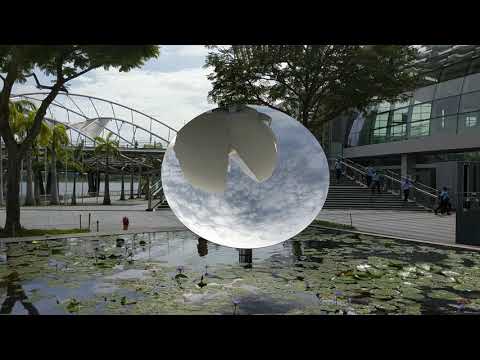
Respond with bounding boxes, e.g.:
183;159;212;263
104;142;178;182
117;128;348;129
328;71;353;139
1;228;480;315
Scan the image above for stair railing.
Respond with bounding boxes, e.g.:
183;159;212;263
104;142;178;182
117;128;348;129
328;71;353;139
335;157;439;210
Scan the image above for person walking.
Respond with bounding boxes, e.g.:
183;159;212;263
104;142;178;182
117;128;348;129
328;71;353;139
401;177;413;202
334;160;343;182
366;165;374;187
378;170;385;193
371;171;381;194
435;187;451;215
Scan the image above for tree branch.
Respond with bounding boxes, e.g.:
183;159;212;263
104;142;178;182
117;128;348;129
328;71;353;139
64;65;101;82
25;73;68;93
0;61;19;147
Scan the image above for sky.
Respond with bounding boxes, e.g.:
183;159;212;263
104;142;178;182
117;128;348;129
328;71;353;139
11;45;215;131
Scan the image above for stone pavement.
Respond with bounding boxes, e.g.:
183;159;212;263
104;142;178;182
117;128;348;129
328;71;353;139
0;200;456;247
316;209;455;245
0;199;186;236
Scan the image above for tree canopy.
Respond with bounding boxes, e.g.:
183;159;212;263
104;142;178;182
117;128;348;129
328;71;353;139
0;45;159;234
205;45;420;134
0;45;159;153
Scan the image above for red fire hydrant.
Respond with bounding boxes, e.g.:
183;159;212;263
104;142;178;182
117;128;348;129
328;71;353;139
122;216;129;230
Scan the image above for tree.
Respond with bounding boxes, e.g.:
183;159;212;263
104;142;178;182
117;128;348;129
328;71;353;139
48;123;69;205
204;45;420;136
9;99;51;206
68;140;85;206
0;45;159;234
94;133;119;205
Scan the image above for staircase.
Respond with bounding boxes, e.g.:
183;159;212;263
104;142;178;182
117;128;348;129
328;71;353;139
324;171;427;211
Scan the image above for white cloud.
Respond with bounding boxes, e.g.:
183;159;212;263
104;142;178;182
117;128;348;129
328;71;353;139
14;65;215;132
11;46;218;140
166;45;210;58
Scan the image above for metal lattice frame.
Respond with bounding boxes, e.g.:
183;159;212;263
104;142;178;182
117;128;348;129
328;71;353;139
10;92;178;149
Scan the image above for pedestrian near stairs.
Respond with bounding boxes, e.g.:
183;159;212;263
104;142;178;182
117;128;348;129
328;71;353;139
401;177;413;202
435;187;452;215
366;165;375;187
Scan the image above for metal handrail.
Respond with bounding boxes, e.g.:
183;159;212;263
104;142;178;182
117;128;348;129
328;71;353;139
336;158;438;200
384;168;439;195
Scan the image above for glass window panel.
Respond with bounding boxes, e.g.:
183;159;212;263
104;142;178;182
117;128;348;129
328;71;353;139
418;70;441;87
390;124;406;139
411;102;432;121
462;73;480;93
458;112;480;133
440;61;469;82
468;57;480;75
460;91;480;113
374;112;389;128
430;115;458;135
391;107;409;126
432;96;460;117
377;102;391;113
372;128;387;144
435;77;464;99
410;119;430;137
413;85;436;104
392;93;412;109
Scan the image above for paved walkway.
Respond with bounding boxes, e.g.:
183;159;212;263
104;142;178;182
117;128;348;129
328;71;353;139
0;200;456;247
0;199;186;236
316;209;455;245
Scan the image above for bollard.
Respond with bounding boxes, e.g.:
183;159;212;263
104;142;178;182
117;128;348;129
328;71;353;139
88;213;91;230
96;220;99;232
80;214;82;230
350;212;353;228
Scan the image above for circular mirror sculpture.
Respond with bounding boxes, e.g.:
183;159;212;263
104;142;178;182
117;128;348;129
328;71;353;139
162;105;329;249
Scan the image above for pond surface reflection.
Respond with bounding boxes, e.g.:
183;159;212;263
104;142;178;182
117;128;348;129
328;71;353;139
1;228;480;315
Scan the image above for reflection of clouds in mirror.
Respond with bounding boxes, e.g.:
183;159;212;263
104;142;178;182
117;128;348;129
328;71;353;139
162;105;329;249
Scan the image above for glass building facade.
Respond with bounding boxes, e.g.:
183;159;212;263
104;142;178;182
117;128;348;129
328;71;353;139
347;53;480;147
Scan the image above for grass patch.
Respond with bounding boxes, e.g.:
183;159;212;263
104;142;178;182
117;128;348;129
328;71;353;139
0;228;90;238
311;219;356;230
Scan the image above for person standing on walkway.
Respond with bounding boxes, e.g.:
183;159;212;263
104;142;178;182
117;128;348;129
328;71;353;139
401;177;413;202
366;165;374;187
435;187;451;215
334;160;343;182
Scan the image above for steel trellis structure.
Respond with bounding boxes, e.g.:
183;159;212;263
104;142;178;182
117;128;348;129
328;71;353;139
10;92;178;149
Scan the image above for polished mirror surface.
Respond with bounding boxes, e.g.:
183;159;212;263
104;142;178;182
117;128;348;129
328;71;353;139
162;105;329;249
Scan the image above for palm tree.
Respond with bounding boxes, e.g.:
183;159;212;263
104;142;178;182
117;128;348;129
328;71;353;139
48;124;69;205
8;100;51;206
94;133;119;205
69;141;85;205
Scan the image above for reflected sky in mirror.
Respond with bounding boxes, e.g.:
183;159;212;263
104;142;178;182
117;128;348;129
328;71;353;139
161;106;329;249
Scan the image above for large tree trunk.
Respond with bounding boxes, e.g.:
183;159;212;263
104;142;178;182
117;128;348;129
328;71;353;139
71;174;77;205
38;169;45;195
24;149;35;206
4;146;22;235
103;155;111;205
46;170;51;195
87;171;95;194
129;169;134;199
50;146;59;205
120;170;125;200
